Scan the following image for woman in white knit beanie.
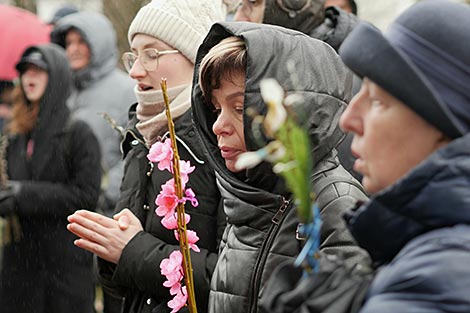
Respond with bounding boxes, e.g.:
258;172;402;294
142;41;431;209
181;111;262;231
66;1;227;312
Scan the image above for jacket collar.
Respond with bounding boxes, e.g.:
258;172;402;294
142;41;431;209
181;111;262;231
347;133;470;265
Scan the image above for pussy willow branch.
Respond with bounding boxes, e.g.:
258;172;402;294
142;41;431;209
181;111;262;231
0;134;9;188
0;134;22;245
161;79;197;313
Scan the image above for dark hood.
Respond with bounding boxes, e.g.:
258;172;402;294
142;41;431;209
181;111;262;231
263;0;326;34
192;22;352;194
50;11;118;89
346;133;470;265
20;43;72;137
309;6;359;52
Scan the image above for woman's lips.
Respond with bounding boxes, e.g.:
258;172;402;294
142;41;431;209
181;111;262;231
138;83;153;91
24;84;36;92
219;147;240;159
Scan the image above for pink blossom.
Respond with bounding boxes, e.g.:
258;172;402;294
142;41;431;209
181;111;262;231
160;251;183;287
148;138;173;172
183;188;198;207
155;179;178;217
168;286;188;313
169;282;182;296
174;229;200;252
179;160;195;185
161;213;191;230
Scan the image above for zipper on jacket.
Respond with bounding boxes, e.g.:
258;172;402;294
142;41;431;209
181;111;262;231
248;197;291;313
272;199;289;224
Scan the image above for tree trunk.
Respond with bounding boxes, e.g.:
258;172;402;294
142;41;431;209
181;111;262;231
12;0;37;13
103;0;150;60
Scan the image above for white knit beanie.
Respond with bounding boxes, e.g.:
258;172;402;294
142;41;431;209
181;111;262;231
128;0;227;63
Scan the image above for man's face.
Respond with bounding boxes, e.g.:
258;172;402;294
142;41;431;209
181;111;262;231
65;29;91;71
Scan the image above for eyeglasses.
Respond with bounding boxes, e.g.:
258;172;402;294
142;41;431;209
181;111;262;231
121;48;180;73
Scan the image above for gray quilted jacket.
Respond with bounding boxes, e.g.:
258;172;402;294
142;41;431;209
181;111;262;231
191;22;370;313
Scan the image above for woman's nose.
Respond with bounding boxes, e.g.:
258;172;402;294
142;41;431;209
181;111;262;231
212;111;232;137
129;58;146;80
234;6;250;22
340;93;363;135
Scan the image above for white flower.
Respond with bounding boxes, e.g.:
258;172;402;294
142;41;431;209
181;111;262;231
265;140;286;163
234;140;286;171
235;150;266;171
260;78;287;137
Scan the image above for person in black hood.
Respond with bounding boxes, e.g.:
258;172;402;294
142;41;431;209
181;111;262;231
233;0;361;180
0;43;101;313
234;0;358;53
191;22;369;313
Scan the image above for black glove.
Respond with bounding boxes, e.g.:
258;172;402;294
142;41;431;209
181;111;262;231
0;181;21;216
0;194;16;216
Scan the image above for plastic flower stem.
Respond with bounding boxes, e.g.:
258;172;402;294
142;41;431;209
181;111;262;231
161;79;197;313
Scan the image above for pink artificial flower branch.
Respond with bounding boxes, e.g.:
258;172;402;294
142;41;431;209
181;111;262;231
146;79;199;313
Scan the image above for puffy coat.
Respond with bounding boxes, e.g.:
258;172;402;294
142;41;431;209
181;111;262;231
51;12;136;212
191;22;370;313
0;43;101;313
98;105;225;313
347;133;470;313
260;2;362;179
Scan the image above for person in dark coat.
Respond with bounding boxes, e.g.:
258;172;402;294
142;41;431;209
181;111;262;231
191;21;370;313
234;0;358;54
66;1;227;312
338;1;470;312
233;0;361;180
0;43;101;313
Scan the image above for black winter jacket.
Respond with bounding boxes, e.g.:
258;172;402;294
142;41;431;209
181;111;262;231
191;22;370;313
99;105;225;313
0;44;102;313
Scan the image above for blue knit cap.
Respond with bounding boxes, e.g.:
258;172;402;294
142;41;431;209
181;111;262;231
339;0;470;138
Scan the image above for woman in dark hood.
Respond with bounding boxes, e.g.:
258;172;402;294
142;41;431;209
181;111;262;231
191;22;369;313
0;43;101;313
234;0;361;180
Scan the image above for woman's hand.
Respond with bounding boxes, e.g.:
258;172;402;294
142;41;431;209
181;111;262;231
67;209;143;264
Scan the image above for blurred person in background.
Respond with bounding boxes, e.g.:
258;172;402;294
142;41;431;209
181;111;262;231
66;1;228;312
51;11;136;217
0;43;101;313
48;4;79;26
0;5;51;134
325;0;357;15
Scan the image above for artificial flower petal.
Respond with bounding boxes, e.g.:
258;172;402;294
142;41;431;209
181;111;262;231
260;78;287;137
